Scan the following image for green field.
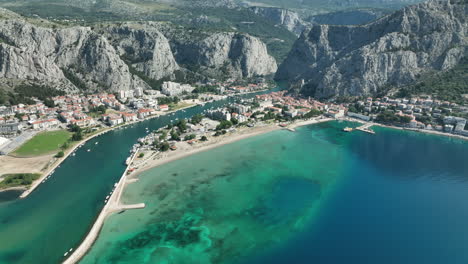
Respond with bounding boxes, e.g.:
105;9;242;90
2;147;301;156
0;173;41;189
13;130;71;157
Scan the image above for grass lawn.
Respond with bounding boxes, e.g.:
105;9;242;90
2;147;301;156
13;130;71;157
170;102;195;111
0;173;41;189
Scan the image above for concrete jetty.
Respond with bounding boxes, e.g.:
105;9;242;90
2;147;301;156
356;123;376;134
63;149;145;264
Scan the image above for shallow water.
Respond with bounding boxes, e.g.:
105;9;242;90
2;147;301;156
81;121;468;264
0;89;278;264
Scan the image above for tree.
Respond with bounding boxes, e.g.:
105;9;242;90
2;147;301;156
55;151;65;158
303;109;322;118
216;120;233;131
43;98;55;108
159;131;168;141
184;134;196;141
175;119;187;133
201;136;208;142
70;124;82;133
159;142;170;152
61;142;69;150
190;114;204;125
138;153;145;158
170;130;181;141
71;131;83;141
231;118;239;125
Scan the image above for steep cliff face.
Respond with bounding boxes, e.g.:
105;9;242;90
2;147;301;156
106;24;180;80
0;17;149;92
170;32;278;79
106;23;277;80
0;10;277;93
276;0;468;98
250;7;308;36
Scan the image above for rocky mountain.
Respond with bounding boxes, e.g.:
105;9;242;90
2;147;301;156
276;0;468;99
309;8;389;25
0;10;277;93
241;0;423;10
250;7;308;36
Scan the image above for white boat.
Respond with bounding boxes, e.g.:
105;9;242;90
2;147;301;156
69;248;73;252
106;195;110;199
64;252;68;257
95;142;99;145
87;149;91;152
72;153;76;156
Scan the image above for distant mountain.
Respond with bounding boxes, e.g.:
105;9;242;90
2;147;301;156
240;0;423;11
276;0;468;99
0;8;277;93
250;7;308;36
308;8;390;25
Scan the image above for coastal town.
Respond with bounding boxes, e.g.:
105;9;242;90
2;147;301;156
1;79;467;195
0;79;271;155
345;96;468;137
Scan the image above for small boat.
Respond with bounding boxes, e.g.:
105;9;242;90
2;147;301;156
343;127;353;132
95;142;99;145
106;195;110;199
69;248;73;252
72;153;76;156
64;252;68;257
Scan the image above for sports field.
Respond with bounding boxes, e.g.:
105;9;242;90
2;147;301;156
12;130;71;157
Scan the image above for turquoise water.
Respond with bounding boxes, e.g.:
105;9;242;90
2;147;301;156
81;121;468;264
0;89;277;264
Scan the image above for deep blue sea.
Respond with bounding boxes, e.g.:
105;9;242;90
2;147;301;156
240;124;468;264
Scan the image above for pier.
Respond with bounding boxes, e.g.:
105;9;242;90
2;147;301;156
356;123;376;134
63;149;145;264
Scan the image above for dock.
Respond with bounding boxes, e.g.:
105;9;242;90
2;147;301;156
355;123;376;134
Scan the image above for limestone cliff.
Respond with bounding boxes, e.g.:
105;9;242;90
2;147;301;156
0;10;277;93
250;7;308;36
276;0;468;98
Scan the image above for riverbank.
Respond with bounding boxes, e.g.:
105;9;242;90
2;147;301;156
1;102;198;198
62;148;143;264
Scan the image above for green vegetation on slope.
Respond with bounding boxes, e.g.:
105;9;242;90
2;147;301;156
396;57;468;104
0;173;41;189
13;130;72;157
178;7;297;62
5;84;65;106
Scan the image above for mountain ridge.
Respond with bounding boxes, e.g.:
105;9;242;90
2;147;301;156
276;0;467;99
0;10;277;93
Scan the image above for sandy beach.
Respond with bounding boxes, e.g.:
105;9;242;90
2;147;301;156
130;118;334;177
62;117;335;264
129;123;281;177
